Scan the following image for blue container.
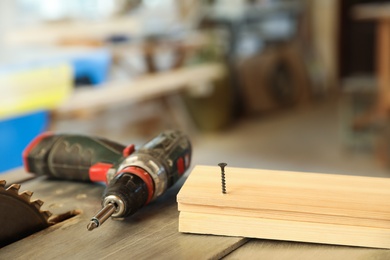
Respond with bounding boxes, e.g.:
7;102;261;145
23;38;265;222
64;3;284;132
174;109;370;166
71;49;111;85
0;111;49;173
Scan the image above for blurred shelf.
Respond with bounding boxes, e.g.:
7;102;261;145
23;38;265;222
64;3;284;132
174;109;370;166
4;17;141;46
353;3;390;20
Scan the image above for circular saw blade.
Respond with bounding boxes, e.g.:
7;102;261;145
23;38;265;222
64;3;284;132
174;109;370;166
0;180;52;248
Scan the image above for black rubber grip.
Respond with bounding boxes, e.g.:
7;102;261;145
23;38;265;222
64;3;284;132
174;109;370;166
104;172;148;217
24;134;125;181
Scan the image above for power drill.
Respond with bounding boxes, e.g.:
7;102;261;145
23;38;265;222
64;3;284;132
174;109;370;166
23;130;192;231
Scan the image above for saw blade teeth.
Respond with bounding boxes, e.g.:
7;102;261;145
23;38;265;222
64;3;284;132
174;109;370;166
31;199;44;210
20;190;34;201
42;211;53;219
0;183;52;244
6;183;21;193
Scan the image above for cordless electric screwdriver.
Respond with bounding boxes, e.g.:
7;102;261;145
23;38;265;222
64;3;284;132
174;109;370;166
23;130;192;230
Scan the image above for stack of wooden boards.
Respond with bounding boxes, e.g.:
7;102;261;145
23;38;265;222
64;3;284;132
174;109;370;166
177;165;390;249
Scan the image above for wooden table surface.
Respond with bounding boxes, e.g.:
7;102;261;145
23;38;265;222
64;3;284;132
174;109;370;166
1;168;390;259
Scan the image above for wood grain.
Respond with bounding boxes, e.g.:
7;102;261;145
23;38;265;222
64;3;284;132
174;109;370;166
0;169;246;259
177;165;390;248
225;240;390;260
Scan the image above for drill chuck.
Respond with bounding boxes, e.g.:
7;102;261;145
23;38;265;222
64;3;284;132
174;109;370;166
87;172;148;230
104;172;148;217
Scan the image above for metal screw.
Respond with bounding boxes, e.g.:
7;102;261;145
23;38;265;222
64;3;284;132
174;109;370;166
218;163;227;194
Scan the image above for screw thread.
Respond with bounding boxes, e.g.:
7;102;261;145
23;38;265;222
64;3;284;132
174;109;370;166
218;163;227;194
221;171;226;194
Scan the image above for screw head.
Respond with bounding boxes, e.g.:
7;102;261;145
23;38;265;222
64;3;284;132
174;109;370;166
218;163;227;171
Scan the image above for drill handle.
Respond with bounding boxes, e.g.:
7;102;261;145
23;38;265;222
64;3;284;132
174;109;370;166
23;132;126;182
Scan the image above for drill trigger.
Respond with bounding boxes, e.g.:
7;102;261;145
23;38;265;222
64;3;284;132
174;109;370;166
122;144;135;157
89;163;113;183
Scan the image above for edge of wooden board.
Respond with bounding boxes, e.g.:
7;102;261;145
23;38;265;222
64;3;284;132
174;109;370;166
179;212;390;249
178;202;390;229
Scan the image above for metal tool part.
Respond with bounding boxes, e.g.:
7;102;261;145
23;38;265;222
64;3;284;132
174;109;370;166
218;163;227;194
0;180;52;248
87;203;117;231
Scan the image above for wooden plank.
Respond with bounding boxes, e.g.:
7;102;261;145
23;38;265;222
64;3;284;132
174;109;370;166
178;166;390;216
225;240;390;259
0;169;247;259
178;204;390;229
54;63;225;116
180;212;390;249
177;165;390;248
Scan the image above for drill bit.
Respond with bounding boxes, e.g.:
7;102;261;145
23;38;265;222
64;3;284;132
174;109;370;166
87;203;116;231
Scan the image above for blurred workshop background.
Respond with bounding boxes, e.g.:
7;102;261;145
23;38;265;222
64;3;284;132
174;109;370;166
1;0;389;177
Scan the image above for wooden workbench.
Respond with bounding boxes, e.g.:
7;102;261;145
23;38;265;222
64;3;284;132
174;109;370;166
1;168;390;259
